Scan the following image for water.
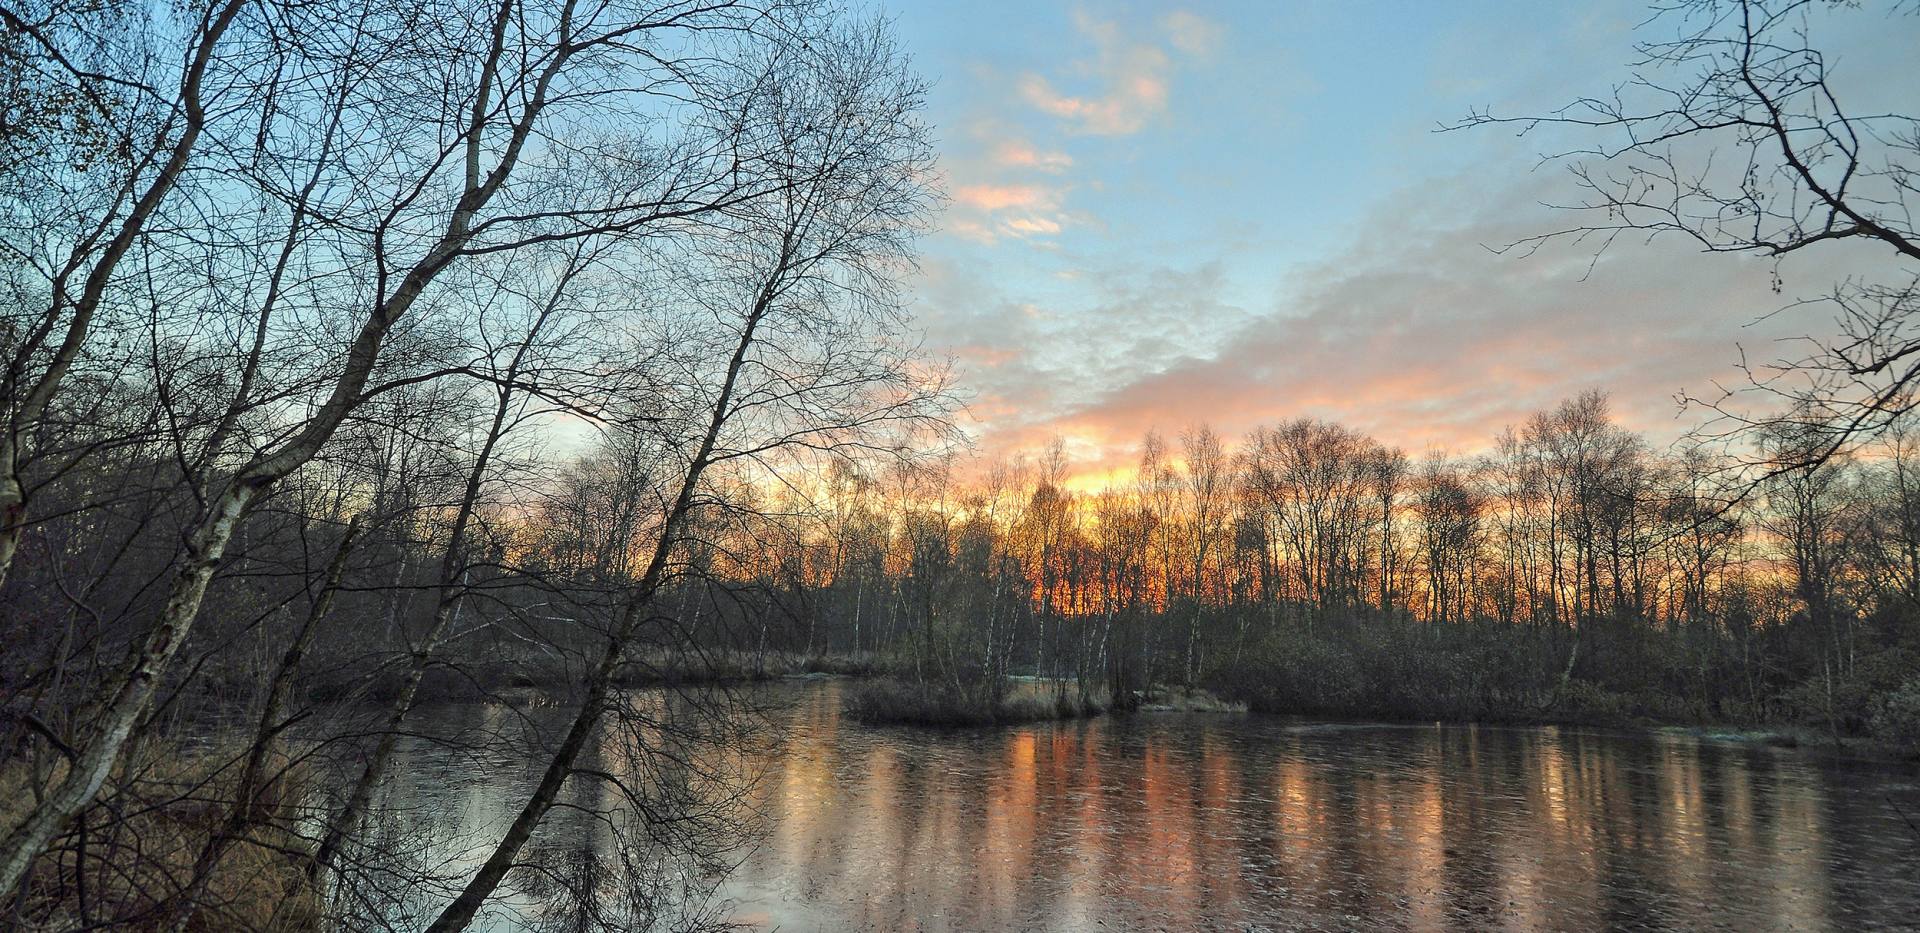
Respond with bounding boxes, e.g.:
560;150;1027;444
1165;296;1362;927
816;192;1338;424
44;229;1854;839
388;681;1920;931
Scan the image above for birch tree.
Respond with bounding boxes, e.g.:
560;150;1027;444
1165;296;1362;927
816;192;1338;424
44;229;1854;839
0;0;810;897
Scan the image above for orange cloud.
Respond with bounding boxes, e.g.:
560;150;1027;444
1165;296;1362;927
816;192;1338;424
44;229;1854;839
952;183;1056;212
945;179;1071;243
1020;72;1169;136
924;174;1877;487
1014;10;1206;136
993;140;1073;172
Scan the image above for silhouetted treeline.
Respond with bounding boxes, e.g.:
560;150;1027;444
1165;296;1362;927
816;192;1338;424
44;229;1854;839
754;393;1920;747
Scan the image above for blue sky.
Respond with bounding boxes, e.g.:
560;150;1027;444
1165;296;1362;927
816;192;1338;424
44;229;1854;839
875;1;1915;479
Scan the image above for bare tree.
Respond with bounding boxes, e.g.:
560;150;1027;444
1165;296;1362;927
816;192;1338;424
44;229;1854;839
309;241;609;894
0;0;808;898
1455;0;1919;473
1179;424;1228;688
163;514;363;932
0;0;251;587
420;18;944;927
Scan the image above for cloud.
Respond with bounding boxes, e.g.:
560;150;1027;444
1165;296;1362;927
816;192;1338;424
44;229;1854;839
914;255;1257;473
992;139;1073;172
943;181;1071;243
1162;10;1224;58
1020;70;1168;136
1003;216;1063;236
933;12;1222;248
939;174;1878;482
944;218;999;245
1015;10;1214;136
952;183;1058;212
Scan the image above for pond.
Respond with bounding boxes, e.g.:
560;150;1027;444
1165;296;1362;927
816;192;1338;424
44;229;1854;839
382;680;1920;931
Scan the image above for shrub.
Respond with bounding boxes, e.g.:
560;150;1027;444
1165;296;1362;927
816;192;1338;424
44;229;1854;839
845;677;1104;726
1871;676;1920;753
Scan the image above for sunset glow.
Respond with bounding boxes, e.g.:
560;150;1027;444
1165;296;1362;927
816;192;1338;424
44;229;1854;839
893;1;1914;482
5;0;1918;927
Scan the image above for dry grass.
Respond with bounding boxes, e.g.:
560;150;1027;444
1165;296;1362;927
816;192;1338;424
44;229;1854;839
2;740;323;931
847;677;1109;726
1137;685;1247;713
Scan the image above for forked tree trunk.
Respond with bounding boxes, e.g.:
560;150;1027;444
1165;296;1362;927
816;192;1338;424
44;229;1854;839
0;1;545;893
0;483;257;895
312;275;565;886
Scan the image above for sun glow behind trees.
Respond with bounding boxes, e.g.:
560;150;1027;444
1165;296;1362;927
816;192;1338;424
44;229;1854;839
774;394;1763;628
3;0;1919;928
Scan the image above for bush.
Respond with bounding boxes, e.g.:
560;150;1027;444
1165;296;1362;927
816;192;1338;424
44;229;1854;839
1553;678;1639;725
1208;619;1569;721
1871;677;1920;752
799;652;887;678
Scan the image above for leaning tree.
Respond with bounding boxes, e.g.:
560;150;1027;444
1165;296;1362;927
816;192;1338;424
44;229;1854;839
0;0;860;902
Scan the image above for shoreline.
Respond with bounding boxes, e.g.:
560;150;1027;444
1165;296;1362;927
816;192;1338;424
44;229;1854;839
313;662;1917;763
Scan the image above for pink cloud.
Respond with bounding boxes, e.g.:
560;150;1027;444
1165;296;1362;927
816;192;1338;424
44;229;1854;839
952;183;1056;212
930;177;1881;484
992;140;1073;172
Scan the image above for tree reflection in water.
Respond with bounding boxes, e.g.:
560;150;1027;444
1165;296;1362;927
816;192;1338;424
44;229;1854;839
374;682;1919;931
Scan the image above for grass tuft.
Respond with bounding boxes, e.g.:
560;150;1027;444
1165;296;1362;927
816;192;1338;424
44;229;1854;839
846;678;1107;726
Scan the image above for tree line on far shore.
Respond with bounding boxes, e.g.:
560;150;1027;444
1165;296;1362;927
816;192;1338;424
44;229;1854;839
711;393;1920;745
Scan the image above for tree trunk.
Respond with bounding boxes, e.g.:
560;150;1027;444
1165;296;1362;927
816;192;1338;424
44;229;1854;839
0;483;256;897
424;242;789;933
0;0;250;588
169;516;362;931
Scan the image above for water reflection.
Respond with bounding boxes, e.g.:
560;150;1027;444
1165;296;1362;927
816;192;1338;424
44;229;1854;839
371;683;1919;930
721;683;1920;932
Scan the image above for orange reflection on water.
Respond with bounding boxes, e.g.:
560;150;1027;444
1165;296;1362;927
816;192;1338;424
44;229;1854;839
1139;735;1200;921
663;684;1920;931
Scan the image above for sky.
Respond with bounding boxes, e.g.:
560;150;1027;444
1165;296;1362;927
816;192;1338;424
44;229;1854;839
877;0;1916;486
